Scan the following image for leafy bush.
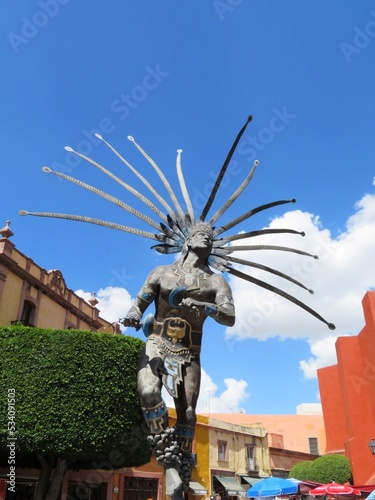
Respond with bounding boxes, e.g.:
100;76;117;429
308;454;352;484
0;325;150;468
289;461;313;481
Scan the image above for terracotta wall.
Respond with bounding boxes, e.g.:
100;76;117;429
318;291;375;484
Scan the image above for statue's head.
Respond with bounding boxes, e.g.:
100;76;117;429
188;222;214;240
180;222;214;263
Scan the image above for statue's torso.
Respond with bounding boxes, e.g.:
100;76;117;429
152;263;217;332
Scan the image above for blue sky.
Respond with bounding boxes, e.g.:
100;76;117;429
2;1;375;414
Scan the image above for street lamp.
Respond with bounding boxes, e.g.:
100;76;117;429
368;438;375;456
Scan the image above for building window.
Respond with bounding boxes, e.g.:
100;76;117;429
309;437;319;455
246;445;256;470
123;477;159;499
246;445;254;459
20;300;36;326
218;440;227;461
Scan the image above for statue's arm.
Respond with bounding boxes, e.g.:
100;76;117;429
121;268;159;330
214;282;236;326
181;276;235;327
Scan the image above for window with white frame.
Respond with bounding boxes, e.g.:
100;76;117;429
308;437;319;455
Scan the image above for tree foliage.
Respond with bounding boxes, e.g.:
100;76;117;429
290;454;352;484
289;460;312;481
308;454;352;484
0;325;150;469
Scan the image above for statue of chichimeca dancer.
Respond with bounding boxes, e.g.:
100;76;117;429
20;115;335;498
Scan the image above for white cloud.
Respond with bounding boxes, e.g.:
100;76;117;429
226;189;375;378
299;336;345;379
75;286;134;327
162;368;249;413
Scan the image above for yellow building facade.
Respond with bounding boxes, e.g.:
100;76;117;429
207;418;269;498
208;412;325;482
0;222;118;333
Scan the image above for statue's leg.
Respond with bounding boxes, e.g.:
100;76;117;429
175;425;196;491
138;345;183;498
141;405;184;498
142;401;169;434
173;359;201;493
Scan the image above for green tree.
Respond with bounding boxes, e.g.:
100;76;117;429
289;460;313;481
308;454;352;484
290;454;352;484
0;325;150;500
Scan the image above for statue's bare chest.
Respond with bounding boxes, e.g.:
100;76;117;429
158;264;215;302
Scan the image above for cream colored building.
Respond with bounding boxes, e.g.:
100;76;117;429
207;417;270;498
208;411;325;480
0;221;119;333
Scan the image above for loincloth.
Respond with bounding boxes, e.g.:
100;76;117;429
142;315;201;398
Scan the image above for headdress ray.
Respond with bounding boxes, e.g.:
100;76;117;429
176;149;195;222
225;265;335;331
223;244;318;259
20;116;335;330
214;199;296;237
217;228;306;244
64;146;169;224
18;210;157;240
95;133;176;216
208;159;260;226
40;167;162;231
128;135;185;219
199;114;253;221
217;254;314;293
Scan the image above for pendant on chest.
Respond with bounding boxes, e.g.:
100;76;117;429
173;264;207;291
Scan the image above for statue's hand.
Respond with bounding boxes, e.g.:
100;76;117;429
120;316;141;331
180;298;204;317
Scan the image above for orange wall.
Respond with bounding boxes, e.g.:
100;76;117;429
318;291;375;484
208;413;326;455
318;365;347;454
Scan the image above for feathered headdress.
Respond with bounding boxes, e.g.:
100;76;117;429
19;115;335;330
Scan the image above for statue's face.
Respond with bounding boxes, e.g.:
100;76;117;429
188;229;213;257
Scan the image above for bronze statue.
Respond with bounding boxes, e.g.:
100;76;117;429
20;115;335;498
122;222;235;496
